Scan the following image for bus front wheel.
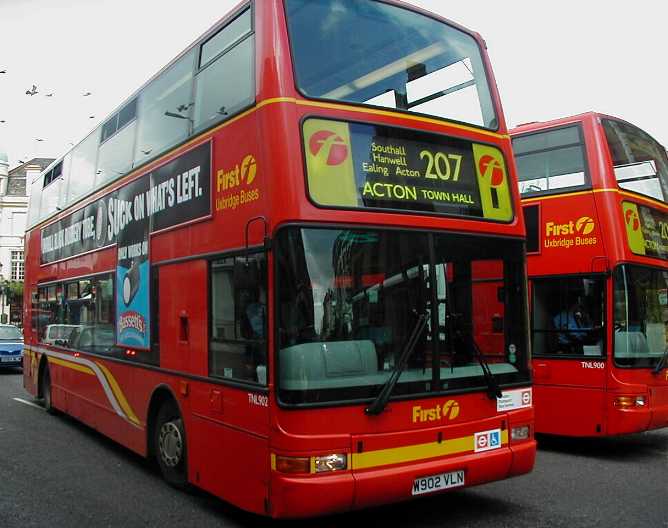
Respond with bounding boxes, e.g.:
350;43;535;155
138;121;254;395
154;402;188;488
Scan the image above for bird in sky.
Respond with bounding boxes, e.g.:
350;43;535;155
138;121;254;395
45;93;54;97
89;115;95;119
25;84;38;96
0;70;6;74
82;91;92;97
35;138;44;142
0;120;6;124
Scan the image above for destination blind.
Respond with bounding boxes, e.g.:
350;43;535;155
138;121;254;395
623;201;668;260
303;118;513;221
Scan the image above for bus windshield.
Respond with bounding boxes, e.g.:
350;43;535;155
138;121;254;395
614;264;668;367
284;0;497;129
603;119;668;203
276;227;528;405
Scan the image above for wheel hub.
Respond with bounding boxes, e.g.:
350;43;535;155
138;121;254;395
158;421;183;467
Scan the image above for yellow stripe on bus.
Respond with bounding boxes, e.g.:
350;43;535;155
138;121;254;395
351;430;509;470
96;362;141;427
48;356;95;376
295;99;509;140
522;188;668;213
33;96;508;231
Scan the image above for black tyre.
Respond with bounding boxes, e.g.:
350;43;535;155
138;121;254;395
154;401;188;488
41;363;57;415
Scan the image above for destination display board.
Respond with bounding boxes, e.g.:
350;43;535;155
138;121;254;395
303;118;513;221
623;201;668;260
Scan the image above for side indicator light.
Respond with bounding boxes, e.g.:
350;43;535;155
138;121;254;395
275;456;310;474
613;395;646;408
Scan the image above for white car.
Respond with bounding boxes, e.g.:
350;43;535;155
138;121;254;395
43;324;81;346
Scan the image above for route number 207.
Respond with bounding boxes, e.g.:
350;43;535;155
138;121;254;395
420;150;463;181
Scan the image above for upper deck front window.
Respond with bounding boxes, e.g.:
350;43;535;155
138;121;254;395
513;125;588;196
603;119;668;203
284;0;497;130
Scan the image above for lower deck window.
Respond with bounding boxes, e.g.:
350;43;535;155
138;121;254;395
37;274;115;355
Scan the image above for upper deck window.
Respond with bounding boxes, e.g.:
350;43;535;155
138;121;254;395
513;125;588;196
43;160;63;188
200;9;252;68
603;119;668;203
194;8;254;131
284;0;497;130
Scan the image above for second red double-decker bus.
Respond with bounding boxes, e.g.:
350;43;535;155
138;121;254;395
513;112;668;437
22;0;534;517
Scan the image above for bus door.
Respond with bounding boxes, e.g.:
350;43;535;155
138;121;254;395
162;254;270;514
530;275;607;435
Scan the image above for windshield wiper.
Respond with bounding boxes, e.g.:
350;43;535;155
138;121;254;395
471;338;502;400
652;347;668;374
365;312;429;416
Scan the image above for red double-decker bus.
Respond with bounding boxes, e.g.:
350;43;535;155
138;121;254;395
23;0;534;517
513;112;668;437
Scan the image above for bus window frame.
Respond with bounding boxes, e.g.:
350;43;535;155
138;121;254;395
298;114;515;224
529;272;607;360
282;0;501;133
513;123;592;199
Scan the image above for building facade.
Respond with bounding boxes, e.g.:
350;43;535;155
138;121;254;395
0;154;54;324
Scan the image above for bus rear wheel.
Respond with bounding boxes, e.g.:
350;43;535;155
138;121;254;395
154;402;188;488
41;363;56;415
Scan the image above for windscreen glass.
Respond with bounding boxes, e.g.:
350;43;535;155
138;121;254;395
614;264;668;367
285;0;497;129
0;326;22;340
276;227;529;405
603;119;668;203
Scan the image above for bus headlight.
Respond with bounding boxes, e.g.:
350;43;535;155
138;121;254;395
511;425;530;441
314;453;347;473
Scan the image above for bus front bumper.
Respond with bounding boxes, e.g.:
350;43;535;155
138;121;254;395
268;440;535;519
607;386;668;435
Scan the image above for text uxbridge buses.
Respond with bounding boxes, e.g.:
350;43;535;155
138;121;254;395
23;0;535;517
513;112;668;437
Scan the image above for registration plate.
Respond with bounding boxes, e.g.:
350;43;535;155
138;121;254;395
412;470;465;496
1;356;20;362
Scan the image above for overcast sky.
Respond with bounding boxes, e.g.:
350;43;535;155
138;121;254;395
0;0;665;169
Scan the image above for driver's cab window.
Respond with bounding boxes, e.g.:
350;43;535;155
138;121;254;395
210;253;267;384
532;276;604;356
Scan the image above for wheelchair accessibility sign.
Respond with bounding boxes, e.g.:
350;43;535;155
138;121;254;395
474;429;502;452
